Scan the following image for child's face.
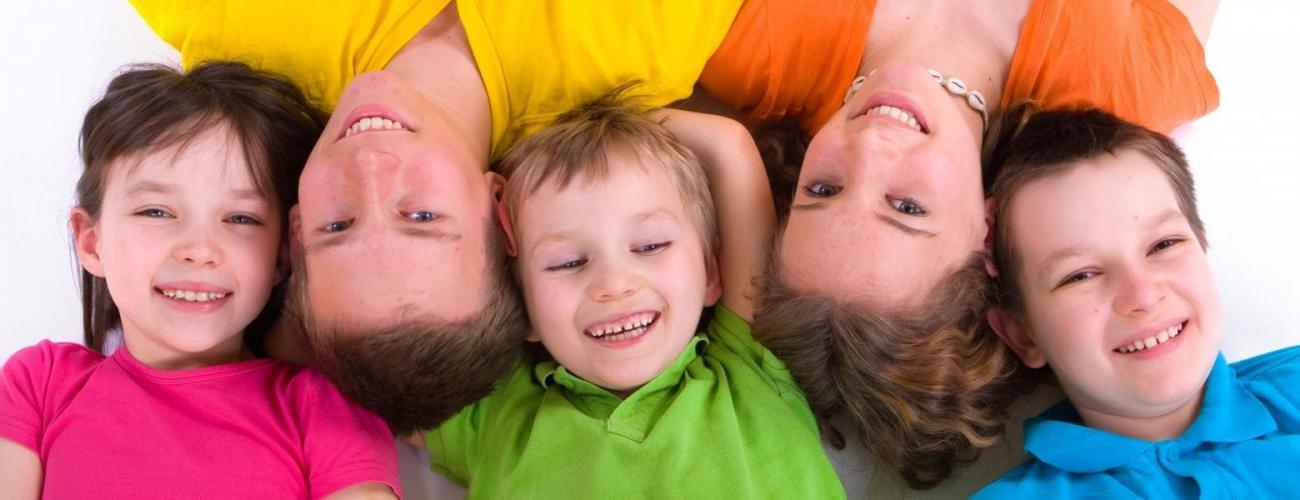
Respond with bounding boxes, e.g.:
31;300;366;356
82;125;281;368
515;163;719;394
1005;150;1221;422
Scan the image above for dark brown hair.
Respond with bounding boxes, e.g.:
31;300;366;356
76;61;327;352
754;248;1033;489
499;84;718;258
986;103;1206;313
284;217;529;434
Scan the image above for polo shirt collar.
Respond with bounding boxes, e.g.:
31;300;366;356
1024;353;1276;473
533;335;709;412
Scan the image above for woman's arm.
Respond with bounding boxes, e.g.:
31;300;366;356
651;108;775;322
0;438;41;500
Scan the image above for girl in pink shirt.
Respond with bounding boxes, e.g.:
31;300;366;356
0;62;401;499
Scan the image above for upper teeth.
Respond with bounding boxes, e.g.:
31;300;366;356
161;289;226;302
865;105;922;131
345;116;407;137
587;312;657;339
1116;323;1184;353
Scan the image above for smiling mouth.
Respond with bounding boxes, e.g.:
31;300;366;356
1114;321;1186;354
584;312;660;343
344;116;409;138
156;287;229;303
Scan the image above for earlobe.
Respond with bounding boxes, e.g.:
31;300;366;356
983;197;999;278
703;255;722;306
987;308;1046;368
496;198;519;257
70;208;105;277
524;329;541;343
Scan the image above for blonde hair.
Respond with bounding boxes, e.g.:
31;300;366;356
498;84;718;258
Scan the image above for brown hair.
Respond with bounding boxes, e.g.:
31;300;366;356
498;84;718;258
75;61;327;353
986;103;1206;313
284;216;529;434
754;247;1033;489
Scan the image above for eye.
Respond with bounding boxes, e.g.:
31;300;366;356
134;208;173;219
889;196;927;216
802;182;841;198
403;211;437;223
634;241;672;255
1056;270;1099;288
322;219;352;233
225;214;262;225
545;258;588;273
1149;237;1184;254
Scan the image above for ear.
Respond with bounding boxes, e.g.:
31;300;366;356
982;197;999;278
71;208;105;277
281;204;303;283
489;172;519;257
525;328;542;343
703;252;722;307
987;307;1046;368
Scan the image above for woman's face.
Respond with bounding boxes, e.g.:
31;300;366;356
779;62;987;310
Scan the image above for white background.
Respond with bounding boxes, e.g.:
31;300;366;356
1;3;1297;362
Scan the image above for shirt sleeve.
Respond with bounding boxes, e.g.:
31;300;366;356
1233;346;1300;432
294;368;403;499
0;342;59;453
423;401;480;487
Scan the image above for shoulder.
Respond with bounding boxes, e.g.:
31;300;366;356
976;459;1136;499
4;340;103;377
1231;345;1300;381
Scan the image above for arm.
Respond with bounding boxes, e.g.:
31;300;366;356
1166;0;1218;45
651;108;776;322
0;438;40;500
322;482;397;500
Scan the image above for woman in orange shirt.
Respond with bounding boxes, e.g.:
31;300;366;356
685;0;1218;488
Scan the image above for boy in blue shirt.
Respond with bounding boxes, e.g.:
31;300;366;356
977;106;1300;498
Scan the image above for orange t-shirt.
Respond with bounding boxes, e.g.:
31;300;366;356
700;0;1218;134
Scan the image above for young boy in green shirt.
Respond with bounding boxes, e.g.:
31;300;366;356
424;90;845;498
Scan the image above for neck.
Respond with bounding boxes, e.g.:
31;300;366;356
384;1;492;170
1076;388;1205;442
860;1;1030;143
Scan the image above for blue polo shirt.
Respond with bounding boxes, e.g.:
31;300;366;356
975;347;1300;499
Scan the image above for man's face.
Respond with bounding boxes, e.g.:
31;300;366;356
294;71;499;329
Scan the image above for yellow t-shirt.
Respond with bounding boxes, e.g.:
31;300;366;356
130;0;742;159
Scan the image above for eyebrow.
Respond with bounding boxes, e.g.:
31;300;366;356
1034;209;1185;282
126;181;266;202
306;224;461;254
874;212;937;238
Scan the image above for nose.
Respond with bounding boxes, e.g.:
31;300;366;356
347;146;400;204
1112;266;1165;316
172;221;225;268
586;260;642;302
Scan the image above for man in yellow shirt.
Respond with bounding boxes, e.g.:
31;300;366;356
129;0;741;432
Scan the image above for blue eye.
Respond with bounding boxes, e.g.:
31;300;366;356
135;208;172;218
226;214;261;225
322;220;352;233
634;242;671;254
803;183;840;197
404;211;436;223
545;258;587;273
889;196;927;216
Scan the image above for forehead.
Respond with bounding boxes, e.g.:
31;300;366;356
517;164;692;232
1009;151;1181;252
110;124;254;188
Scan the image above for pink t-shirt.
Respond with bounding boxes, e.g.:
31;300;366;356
0;340;402;499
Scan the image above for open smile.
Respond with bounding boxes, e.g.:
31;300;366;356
1113;320;1187;354
584;311;660;344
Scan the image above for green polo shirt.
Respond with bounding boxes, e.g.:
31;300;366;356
425;305;845;498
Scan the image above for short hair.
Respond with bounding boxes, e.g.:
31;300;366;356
283;215;529;434
498;84;718;259
986;103;1206;314
76;61;327;353
754;246;1033;489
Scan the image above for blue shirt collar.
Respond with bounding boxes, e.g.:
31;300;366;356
1024;353;1277;473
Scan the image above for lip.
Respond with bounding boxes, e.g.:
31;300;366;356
1111;319;1189;356
335;104;414;142
851;92;930;134
154;281;232;314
